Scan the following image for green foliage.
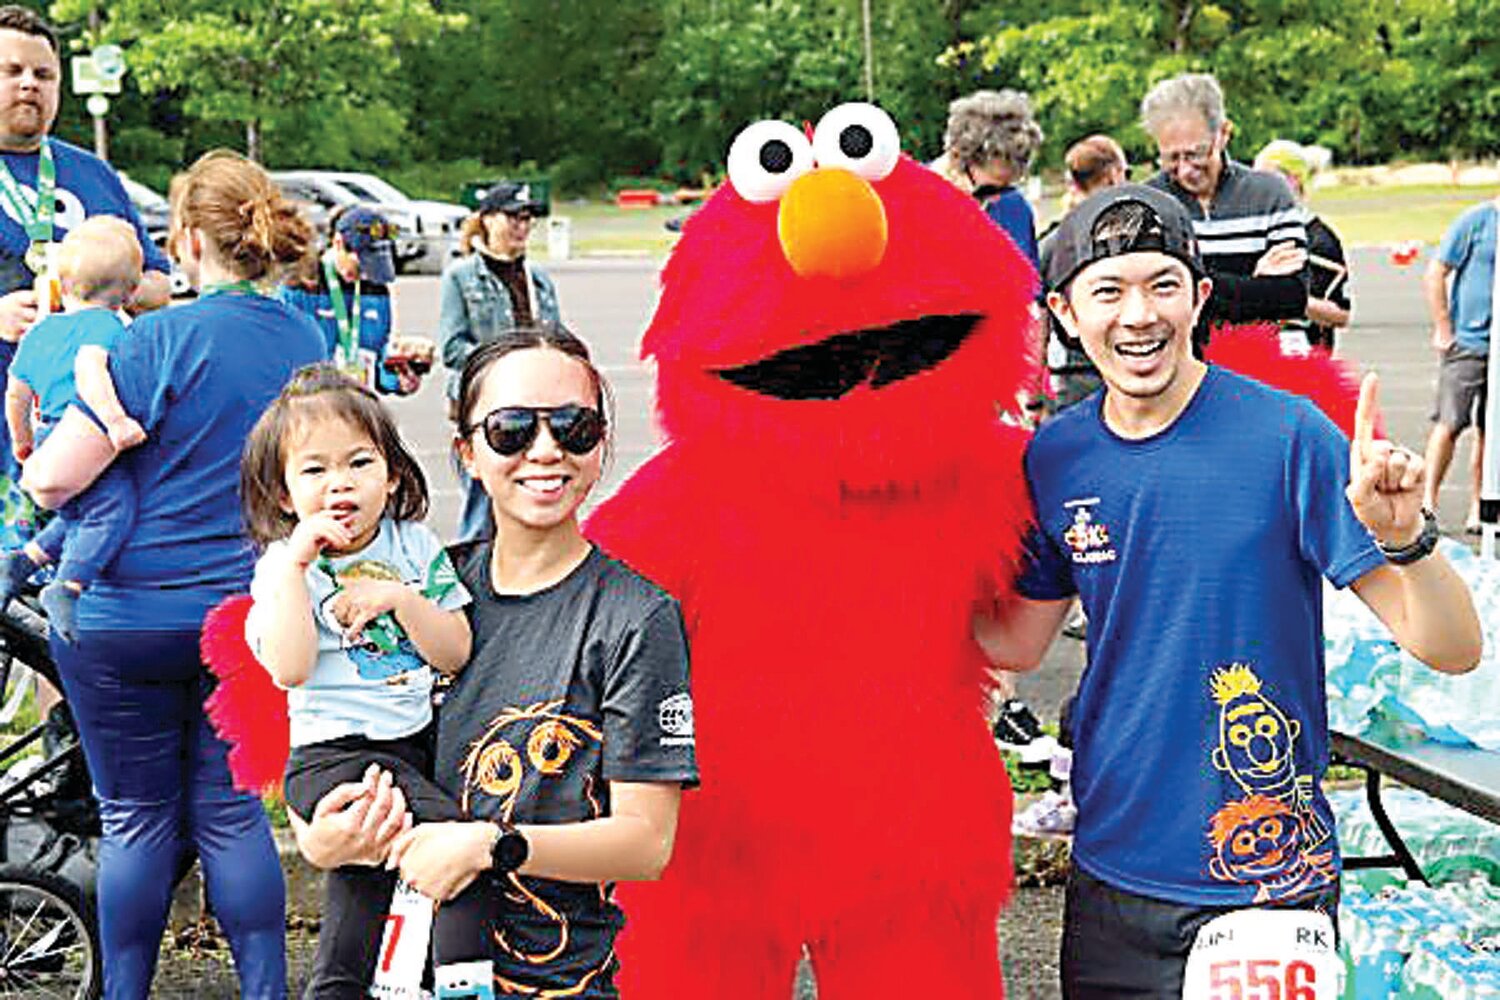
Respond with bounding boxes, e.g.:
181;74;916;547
52;0;463;162
950;0;1500;167
648;0;863;182
384;158;508;204
37;0;1500;201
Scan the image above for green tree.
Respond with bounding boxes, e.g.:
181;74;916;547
405;0;666;191
649;0;862;182
50;0;461;162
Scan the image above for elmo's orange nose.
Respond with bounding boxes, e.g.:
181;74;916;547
777;168;887;279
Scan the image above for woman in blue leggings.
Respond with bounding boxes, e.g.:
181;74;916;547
22;150;327;999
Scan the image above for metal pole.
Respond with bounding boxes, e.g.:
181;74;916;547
1481;208;1499;559
92;113;107;161
861;0;874;101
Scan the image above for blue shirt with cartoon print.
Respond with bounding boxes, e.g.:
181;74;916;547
1017;366;1384;907
248;518;472;747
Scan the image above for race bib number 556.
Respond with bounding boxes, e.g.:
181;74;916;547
1183;908;1341;1000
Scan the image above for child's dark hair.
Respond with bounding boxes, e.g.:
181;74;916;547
242;364;428;547
455;324;615;466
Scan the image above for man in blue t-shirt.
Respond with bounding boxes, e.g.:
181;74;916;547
974;184;1482;998
0;7;171;538
1421;194;1497;533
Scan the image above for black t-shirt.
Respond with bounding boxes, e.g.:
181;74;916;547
437;542;697;997
481;253;534;327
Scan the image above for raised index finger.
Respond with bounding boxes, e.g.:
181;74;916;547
1352;372;1379;456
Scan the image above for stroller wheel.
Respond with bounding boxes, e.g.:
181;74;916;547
0;865;100;998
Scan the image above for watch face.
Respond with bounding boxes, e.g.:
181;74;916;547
493;828;529;873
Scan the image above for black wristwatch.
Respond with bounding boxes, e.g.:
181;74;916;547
1378;508;1439;566
490;822;529;875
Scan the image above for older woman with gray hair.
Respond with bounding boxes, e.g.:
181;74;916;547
942;88;1045;272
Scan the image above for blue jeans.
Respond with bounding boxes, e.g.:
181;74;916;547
32;461;135;583
53;628;287;1000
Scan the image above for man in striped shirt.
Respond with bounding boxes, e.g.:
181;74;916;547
1142;73;1310;340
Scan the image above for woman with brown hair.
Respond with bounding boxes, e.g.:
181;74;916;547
21;149;327;999
438;183;562;541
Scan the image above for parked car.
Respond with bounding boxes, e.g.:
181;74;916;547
269;171;425;272
118;172;193;298
315;171;469;271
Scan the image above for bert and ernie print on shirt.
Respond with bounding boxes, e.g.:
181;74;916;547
1207;664;1335;903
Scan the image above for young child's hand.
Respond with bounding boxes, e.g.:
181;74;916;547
286;510;356;569
328;579;412;642
106;416;146;451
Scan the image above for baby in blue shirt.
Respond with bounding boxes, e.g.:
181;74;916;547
1;216;146;638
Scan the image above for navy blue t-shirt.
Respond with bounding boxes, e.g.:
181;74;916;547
77;292;325;631
976;184;1039;274
1017;366;1384;906
277;272;402;394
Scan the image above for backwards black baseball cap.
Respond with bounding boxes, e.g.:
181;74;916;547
1044;183;1203;295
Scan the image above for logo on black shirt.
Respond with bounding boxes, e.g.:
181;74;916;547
657;692;694;747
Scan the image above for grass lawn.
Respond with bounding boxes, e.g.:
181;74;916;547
542;184;1500;259
1311;184;1498;247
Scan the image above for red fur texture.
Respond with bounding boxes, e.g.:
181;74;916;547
586;153;1038;996
1205;323;1369;437
201;595;289;795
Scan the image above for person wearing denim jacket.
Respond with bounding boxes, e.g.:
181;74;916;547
439;182;561;541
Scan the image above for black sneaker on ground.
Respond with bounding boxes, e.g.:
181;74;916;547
993;698;1060;766
990;704;1062;767
993;699;1043;744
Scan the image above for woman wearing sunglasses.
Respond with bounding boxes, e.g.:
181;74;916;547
293;325;698;999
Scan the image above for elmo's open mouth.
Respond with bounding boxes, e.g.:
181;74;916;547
712;313;983;400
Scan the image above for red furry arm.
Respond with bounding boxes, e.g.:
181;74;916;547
1205;323;1370;437
201;595;290;794
585;447;698;600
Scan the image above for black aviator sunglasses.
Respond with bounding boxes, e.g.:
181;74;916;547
468;405;605;456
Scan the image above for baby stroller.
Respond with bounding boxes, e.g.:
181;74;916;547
0;589;102;998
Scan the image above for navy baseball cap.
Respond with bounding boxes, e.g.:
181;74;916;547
335;206;397;284
477;182;547;217
1044;183;1203;294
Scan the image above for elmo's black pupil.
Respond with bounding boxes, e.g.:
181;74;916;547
840;125;874;159
760;140;794;174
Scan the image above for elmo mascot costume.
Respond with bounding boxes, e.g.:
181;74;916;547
585;103;1037;996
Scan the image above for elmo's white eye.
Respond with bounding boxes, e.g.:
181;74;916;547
812;103;900;182
727;120;813;204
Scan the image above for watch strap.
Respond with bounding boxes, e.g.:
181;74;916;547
1378;508;1439;565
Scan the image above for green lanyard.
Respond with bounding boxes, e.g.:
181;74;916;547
322;255;361;367
0;138;55;243
200;279;260;298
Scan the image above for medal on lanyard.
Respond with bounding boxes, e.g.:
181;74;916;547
0;139;57;278
323;255;365;382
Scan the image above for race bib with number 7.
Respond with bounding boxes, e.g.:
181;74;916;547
368;879;435;1000
1182;908;1341;1000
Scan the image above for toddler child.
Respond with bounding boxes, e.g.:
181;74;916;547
2;215;146;638
241;363;493;997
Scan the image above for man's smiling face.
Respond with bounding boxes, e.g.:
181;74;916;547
1048;250;1210;405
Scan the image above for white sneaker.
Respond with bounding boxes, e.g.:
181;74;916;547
1012;790;1076;839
